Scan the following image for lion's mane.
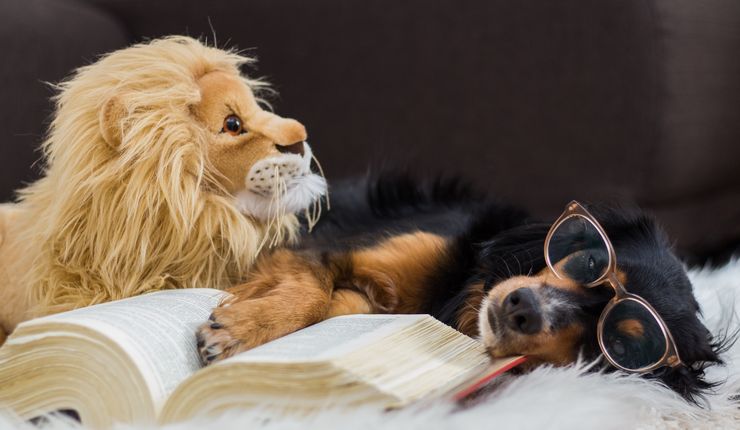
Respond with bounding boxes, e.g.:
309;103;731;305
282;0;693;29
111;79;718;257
16;37;298;316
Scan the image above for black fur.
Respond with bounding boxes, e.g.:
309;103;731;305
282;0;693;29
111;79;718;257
302;172;727;402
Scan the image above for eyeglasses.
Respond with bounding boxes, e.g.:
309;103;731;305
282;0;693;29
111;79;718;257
544;201;683;373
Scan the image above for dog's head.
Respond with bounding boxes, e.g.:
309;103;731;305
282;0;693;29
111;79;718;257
474;206;724;400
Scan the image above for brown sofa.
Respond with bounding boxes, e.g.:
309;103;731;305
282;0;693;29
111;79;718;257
1;0;738;264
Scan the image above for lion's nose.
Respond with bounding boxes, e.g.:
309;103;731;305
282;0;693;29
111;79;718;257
277;141;305;157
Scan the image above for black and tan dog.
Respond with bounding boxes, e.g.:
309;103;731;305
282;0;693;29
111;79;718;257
198;173;726;400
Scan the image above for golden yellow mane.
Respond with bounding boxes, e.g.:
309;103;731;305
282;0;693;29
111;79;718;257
16;37;298;316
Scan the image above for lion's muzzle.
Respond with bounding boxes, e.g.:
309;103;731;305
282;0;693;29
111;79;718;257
236;142;327;220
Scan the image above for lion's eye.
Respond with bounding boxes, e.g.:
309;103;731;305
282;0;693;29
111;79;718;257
221;115;246;136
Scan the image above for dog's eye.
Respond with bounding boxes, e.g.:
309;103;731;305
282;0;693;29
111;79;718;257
563;250;608;284
222;115;246;136
581;253;602;282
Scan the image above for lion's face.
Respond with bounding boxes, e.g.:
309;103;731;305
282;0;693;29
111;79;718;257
192;71;326;220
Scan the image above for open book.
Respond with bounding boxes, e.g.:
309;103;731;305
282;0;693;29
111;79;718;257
0;289;524;428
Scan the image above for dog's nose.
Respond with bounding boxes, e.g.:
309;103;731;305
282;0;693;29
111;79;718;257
276;141;305;157
502;288;542;334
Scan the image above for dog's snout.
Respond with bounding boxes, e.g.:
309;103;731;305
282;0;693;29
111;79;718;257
503;288;543;334
276;141;305;157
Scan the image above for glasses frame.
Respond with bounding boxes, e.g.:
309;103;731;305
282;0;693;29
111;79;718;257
544;201;683;373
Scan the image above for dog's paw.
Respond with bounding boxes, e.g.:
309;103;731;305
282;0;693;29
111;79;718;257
196;310;247;365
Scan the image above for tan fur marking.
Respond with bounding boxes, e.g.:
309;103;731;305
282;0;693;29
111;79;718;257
526;324;584;365
327;289;373;317
617;318;645;338
534;265;586;293
615;268;628;286
456;281;485;337
351;232;448;313
545;254;628;288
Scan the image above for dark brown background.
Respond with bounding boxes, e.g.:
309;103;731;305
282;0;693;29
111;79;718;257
1;0;739;264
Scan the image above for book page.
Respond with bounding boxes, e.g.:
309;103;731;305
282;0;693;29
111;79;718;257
228;314;426;363
23;289;226;409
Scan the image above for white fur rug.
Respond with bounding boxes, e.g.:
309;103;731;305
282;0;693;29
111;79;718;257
3;259;740;430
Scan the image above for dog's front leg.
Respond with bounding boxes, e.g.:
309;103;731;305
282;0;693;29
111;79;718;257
196;249;341;364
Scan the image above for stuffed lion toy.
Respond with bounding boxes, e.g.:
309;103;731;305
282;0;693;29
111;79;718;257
0;36;327;343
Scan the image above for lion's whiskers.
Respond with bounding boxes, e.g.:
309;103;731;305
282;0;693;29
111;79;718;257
256;165;281;253
303;152;330;233
311;153;330;211
271;167;288;248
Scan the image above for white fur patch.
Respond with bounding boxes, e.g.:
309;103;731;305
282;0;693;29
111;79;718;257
477;295;496;346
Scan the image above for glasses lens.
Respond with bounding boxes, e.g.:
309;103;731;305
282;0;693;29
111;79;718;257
547;215;610;284
600;299;667;371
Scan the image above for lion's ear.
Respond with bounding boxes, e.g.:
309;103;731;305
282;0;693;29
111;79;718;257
99;96;126;148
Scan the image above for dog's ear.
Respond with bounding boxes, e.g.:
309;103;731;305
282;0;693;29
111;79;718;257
99;96;126;148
